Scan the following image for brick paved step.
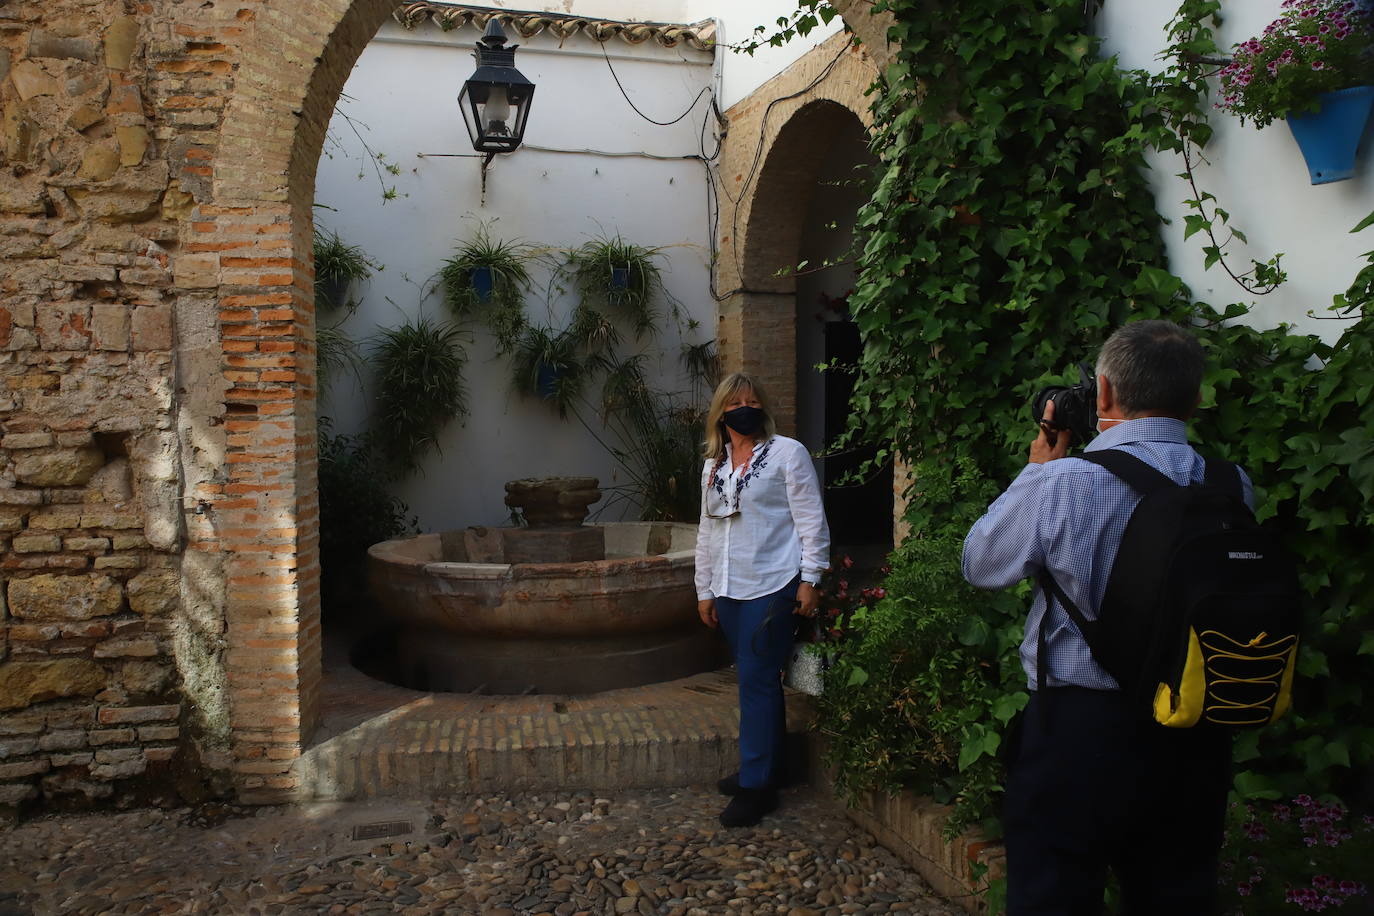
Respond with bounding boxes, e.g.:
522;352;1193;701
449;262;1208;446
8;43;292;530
286;658;814;803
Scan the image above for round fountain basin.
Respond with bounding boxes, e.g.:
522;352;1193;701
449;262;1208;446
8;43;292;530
366;521;722;694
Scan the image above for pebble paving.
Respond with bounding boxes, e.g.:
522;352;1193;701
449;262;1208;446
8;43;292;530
0;786;962;916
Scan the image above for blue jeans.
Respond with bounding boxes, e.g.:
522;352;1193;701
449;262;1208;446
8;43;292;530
715;576;799;789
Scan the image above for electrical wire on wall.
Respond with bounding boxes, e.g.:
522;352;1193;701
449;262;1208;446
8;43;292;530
423;33;852;306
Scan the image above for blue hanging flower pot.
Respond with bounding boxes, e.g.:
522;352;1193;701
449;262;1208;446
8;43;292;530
1285;85;1374;185
469;265;495;303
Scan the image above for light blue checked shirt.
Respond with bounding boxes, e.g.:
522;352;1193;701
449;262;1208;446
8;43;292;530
962;417;1254;691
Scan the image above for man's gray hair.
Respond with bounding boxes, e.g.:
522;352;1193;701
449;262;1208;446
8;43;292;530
1095;320;1205;418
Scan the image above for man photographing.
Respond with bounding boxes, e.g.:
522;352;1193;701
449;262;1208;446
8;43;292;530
962;320;1253;914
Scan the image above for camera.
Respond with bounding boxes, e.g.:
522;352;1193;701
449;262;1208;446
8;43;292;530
1030;363;1098;446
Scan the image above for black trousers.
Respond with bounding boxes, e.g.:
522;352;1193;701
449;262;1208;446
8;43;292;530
1003;688;1232;916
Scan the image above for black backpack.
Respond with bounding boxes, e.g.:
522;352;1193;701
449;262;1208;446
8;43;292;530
1040;449;1301;728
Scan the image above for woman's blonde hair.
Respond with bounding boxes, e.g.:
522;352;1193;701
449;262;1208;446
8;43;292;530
703;372;777;460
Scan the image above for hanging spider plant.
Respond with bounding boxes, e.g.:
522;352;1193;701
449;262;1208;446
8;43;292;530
370;315;468;474
567;234;666;340
509;324;589;419
314;227;376;312
438;225;531;354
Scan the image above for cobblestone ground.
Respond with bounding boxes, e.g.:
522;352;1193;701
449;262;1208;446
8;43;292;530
0;786;964;916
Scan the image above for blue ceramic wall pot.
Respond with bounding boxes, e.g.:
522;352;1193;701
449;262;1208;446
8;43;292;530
470;265;495;303
536;362;559;399
1285;85;1374;185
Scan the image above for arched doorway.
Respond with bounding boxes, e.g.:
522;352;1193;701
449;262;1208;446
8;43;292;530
718;48;893;551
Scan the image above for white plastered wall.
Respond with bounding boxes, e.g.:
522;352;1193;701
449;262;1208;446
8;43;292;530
1096;1;1373;342
314;18;718;531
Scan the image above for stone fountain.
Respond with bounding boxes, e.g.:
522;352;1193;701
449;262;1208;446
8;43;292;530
365;477;721;694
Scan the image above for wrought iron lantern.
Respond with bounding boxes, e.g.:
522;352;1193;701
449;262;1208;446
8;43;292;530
458;19;535;155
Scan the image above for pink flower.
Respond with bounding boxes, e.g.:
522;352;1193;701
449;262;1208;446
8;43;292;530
1312;59;1327;69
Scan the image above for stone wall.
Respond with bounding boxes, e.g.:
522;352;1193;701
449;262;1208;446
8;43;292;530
0;0;399;813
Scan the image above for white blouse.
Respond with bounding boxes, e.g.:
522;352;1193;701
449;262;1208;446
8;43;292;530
694;434;831;601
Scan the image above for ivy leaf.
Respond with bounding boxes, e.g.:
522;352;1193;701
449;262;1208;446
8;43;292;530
845;666;869;687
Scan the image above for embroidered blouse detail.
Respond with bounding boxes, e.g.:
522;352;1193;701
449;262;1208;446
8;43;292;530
706;437;775;515
695;435;830;602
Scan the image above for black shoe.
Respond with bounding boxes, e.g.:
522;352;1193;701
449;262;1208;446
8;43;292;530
717;772;742;796
719;787;778;828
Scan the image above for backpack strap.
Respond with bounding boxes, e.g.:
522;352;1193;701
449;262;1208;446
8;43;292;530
1203;457;1244;503
1034;449;1166;692
1074;448;1176;495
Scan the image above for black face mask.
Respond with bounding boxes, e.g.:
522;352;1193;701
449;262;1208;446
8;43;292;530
722;405;765;436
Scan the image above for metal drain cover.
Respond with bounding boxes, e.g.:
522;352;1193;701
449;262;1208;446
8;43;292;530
351;820;413;841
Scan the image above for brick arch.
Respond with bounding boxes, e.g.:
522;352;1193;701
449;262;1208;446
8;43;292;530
714;33;879;433
194;0;404;802
740;99;867;293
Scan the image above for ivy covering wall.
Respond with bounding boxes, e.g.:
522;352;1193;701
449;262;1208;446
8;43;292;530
817;0;1374;829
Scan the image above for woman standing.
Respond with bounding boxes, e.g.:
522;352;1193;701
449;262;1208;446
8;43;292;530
695;372;830;828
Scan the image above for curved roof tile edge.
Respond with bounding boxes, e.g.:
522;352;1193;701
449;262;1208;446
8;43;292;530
394;3;718;52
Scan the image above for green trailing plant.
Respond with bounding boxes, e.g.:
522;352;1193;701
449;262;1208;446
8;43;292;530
438;226;532;354
792;0;1374;843
509;324;591;419
567;234;667;340
316;323;363;398
370;315;469;473
585;355;707;522
313;226;376;311
1135;0;1288;296
317;421;416;609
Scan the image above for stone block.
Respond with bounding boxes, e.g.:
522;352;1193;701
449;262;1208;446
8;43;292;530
0;738;38;758
64;537;111;552
11;535;60;553
10;60;59;101
0;783;39;806
87;728;133;746
8;574;123;620
104;18;139;70
126;569;177;616
0;658;105;710
172;253;218;289
36;303;94;350
1;432;52;449
36;730;85;752
92;638;157;658
90;303;129;351
130;305;171;350
93;556;140;570
27;510;83;530
90;756;146;780
42;768;113;800
96;708;177;725
66;187;163;224
28;30;100;62
136;725;177;742
117;661;171;696
116;125;149;166
48;753;92;767
77;144;120;181
13;447;104;486
67;103;104;131
0;489;42;507
0;180;46;215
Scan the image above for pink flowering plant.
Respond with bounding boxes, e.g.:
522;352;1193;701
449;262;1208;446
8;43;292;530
1217;794;1374;913
1217;0;1374;127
